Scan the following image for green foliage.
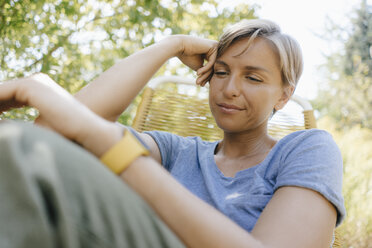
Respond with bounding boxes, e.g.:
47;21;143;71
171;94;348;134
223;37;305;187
318;117;372;248
343;0;372;77
314;0;372;130
315;62;372;129
315;4;372;245
0;0;257;123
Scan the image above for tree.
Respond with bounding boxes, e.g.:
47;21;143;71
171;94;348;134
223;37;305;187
0;0;257;123
343;0;372;77
314;0;372;129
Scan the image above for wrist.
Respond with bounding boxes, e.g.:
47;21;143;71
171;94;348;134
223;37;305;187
161;35;185;58
100;127;150;174
78;117;123;157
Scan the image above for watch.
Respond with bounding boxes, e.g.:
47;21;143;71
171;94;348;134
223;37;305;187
100;129;150;174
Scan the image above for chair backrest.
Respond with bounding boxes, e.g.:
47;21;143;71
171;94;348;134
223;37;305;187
132;76;316;141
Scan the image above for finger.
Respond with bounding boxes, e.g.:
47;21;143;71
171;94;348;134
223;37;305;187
197;47;217;75
0;81;16;100
196;70;213;86
0;80;27;112
0;100;25;113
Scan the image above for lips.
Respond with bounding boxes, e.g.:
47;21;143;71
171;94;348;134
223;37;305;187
218;103;244;110
217;103;245;113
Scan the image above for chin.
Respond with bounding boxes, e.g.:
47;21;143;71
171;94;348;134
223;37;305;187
215;115;267;134
214;118;244;133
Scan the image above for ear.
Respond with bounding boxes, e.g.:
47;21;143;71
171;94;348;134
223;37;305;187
274;85;294;111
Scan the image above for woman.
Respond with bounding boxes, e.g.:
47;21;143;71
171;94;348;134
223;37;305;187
0;19;344;247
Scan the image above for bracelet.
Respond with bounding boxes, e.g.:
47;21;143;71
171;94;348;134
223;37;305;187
100;129;150;174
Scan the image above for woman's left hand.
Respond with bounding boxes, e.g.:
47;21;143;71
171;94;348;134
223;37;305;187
170;35;217;86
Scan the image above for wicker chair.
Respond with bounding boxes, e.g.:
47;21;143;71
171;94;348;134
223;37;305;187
131;75;341;247
132;76;317;139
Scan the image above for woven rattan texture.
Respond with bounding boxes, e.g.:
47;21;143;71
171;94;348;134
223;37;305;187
133;86;309;141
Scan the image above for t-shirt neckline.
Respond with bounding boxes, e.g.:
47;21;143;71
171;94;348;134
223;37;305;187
209;140;279;180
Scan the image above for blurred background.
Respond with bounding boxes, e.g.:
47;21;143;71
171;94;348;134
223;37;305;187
0;0;371;246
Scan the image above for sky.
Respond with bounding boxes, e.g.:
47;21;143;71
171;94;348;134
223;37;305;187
219;0;367;100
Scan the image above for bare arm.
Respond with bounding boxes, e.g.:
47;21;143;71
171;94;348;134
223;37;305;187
0;75;337;248
75;35;217;122
251;186;337;248
123;158;337;248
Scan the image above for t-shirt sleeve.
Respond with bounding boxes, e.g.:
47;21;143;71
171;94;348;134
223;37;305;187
274;129;346;226
143;130;186;171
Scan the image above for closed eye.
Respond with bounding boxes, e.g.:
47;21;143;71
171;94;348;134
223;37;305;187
246;76;263;82
214;71;228;76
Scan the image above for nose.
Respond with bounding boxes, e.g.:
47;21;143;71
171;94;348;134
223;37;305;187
223;74;241;98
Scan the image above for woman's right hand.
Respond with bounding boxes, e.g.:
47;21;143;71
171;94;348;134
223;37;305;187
0;73;123;157
169;35;217;86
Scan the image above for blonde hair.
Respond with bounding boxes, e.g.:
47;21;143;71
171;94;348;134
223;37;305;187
217;19;303;88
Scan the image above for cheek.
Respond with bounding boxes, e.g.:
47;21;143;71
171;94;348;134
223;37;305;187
208;77;222;99
209;76;223;89
208;81;222;117
208;86;217;113
241;86;278;113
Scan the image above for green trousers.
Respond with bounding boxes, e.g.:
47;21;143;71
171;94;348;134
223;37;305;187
0;121;184;248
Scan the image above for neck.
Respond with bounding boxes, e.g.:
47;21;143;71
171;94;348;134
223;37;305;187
216;125;276;159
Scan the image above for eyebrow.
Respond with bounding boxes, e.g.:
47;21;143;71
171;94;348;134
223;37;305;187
215;60;270;73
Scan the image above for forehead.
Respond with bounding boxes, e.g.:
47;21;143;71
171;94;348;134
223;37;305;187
218;37;281;71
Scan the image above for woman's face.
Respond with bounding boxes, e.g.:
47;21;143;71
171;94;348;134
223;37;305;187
209;37;290;133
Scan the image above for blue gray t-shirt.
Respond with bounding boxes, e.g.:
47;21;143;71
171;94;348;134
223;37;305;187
145;129;345;231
